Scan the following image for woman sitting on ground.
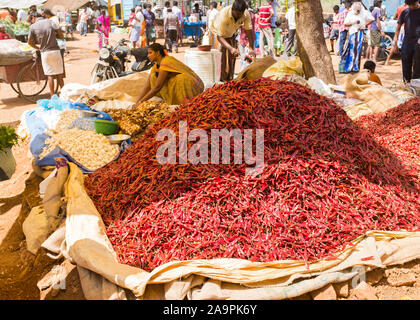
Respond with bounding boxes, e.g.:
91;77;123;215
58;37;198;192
133;43;204;106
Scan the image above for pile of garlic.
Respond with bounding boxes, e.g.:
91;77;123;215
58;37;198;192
39;128;119;171
54;110;81;132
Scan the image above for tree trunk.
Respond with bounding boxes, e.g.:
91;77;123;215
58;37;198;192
295;0;336;84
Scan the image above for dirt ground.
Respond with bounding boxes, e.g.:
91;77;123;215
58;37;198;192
0;32;418;300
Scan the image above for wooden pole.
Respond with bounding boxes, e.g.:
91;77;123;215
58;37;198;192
295;0;336;84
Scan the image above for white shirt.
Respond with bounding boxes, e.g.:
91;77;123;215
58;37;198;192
134;12;144;27
86;7;93;16
285;6;296;30
344;8;374;35
207;8;218;26
162;7;169;19
17;9;27;22
172;6;183;22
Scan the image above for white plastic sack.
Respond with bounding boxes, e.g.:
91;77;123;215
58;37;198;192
307;77;333;96
184;49;222;88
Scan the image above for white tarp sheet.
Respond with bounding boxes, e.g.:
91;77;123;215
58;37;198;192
0;0;46;9
42;0;91;12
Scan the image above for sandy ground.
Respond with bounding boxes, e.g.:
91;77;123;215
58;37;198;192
0;32;418;300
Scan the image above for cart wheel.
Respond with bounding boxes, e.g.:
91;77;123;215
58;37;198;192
10;83;20;95
16;63;48;102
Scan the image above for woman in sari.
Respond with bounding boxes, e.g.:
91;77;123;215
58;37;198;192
133;43;204;106
97;10;110;49
340;2;374;73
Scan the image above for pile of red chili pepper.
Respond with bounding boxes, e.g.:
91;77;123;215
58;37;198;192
355;98;420;181
85;80;420;272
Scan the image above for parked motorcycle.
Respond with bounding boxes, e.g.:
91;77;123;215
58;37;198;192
91;30;154;84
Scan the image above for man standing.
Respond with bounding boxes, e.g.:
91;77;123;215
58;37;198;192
258;0;275;57
162;1;171;19
393;0;420;82
192;3;204;21
283;5;296;57
27;5;40;24
337;1;352;58
210;0;256;81
17;8;27;22
329;5;340;53
144;4;156;46
366;0;386;62
270;0;280;28
385;2;410;65
164;8;179;53
172;1;184;45
28;12;65;97
79;8;90;36
207;2;219;48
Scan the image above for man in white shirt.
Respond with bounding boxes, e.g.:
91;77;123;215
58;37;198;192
17;9;27;22
172;1;183;44
162;1;171;19
207;1;219;48
283;5;296;57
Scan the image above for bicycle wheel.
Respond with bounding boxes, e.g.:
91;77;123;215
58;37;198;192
17;63;48;101
10;83;20;95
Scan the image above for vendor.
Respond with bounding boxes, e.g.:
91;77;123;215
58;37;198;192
363;60;382;85
0;24;11;40
210;0;256;81
133;43;204;106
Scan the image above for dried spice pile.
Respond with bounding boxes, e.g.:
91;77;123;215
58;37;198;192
104;101;173;139
85;79;420;271
355;98;420;180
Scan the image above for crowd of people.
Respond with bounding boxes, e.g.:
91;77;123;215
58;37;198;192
329;0;419;84
1;0;419;103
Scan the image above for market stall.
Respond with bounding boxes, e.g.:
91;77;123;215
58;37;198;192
18;70;420;300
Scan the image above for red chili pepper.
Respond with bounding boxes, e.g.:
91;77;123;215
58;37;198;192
86;81;420;272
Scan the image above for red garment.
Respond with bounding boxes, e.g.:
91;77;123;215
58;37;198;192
128;12;136;24
396;4;409;20
239;11;256;46
0;32;11;40
337;8;349;32
258;3;273;29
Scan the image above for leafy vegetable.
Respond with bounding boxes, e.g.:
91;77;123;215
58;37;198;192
0;125;19;153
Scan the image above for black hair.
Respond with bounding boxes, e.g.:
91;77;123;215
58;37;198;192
165;1;171;6
149;43;166;56
344;1;353;8
333;5;340;11
210;1;218;8
374;0;382;7
32;12;42;18
364;60;376;73
42;8;54;16
143;3;147;9
405;0;418;4
232;0;247;12
167;8;172;12
146;4;152;8
173;1;178;6
369;5;374;12
131;8;135;12
194;3;199;7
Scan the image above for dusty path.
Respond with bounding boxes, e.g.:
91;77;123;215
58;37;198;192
0;33;417;300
